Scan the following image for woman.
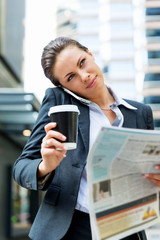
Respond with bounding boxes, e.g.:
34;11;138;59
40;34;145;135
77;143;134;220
13;37;160;240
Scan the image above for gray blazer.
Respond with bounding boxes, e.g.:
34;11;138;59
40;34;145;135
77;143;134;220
13;87;154;240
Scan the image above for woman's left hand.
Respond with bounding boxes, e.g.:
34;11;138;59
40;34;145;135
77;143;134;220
143;165;160;188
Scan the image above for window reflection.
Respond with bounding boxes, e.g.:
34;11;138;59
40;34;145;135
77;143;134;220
144;73;160;82
148;51;160;59
144;96;160;104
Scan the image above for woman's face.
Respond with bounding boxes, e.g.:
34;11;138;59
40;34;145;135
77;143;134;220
53;46;105;101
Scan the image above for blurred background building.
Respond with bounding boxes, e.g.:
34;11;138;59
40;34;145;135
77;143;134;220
99;0;137;99
0;0;40;239
0;0;160;239
133;0;160;132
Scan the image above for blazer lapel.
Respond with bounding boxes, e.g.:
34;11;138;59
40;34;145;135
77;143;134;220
70;98;138;152
71;98;90;154
119;105;137;129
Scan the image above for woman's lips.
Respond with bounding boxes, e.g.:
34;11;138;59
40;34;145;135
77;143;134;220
87;76;97;88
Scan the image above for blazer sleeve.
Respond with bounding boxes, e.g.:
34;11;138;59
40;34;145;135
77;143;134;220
143;104;154;130
13;88;56;191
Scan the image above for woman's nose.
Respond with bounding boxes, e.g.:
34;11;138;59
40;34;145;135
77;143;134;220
80;71;90;82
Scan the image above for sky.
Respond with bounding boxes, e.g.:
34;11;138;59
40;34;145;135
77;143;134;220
24;0;76;102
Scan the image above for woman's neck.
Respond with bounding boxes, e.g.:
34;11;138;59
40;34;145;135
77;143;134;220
92;86;115;109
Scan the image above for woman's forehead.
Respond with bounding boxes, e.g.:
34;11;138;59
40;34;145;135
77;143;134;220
58;45;83;58
53;47;81;77
55;46;84;67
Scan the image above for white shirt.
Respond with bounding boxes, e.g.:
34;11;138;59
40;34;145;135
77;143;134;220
63;86;137;213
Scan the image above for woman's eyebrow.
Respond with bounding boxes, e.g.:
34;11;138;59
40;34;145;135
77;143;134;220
64;55;83;79
77;55;83;66
64;72;72;79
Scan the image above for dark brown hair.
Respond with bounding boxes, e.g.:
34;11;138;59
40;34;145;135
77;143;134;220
41;36;88;86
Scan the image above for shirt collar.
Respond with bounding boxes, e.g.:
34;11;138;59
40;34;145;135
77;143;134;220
107;86;137;110
61;85;137;110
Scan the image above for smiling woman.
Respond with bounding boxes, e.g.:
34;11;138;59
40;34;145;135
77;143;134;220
53;46;105;102
41;37;114;109
13;37;157;240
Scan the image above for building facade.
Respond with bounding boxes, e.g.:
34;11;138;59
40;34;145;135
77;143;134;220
0;0;41;239
133;1;160;131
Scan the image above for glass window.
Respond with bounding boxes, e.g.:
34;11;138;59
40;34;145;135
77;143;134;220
78;36;100;52
110;22;134;38
111;41;134;59
102;65;108;74
154;119;160;129
108;62;135;79
146;29;160;37
77;19;99;33
79;4;99;16
108;81;137;99
144;96;160;104
144;73;160;81
110;3;133;19
148;51;160;59
80;1;99;10
146;8;160;16
144;80;160;88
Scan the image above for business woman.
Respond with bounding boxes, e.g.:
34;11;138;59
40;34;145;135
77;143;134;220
13;37;160;240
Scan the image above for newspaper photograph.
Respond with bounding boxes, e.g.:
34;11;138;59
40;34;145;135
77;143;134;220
87;127;160;240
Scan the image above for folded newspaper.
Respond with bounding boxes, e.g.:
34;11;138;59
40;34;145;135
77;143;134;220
87;127;160;240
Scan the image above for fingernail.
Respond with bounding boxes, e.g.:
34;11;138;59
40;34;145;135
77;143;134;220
155;166;160;170
143;174;149;178
62;135;66;140
63;154;66;158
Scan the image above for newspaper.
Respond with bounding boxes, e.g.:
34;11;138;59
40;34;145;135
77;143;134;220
87;127;160;240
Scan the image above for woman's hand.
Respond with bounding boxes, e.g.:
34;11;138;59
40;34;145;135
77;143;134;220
143;165;160;188
38;122;67;178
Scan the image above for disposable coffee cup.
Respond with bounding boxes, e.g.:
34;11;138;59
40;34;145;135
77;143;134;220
48;105;80;150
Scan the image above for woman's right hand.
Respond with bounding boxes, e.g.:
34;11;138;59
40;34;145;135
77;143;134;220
37;122;67;178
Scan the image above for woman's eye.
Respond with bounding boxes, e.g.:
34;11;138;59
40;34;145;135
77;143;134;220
68;74;74;82
80;59;85;67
